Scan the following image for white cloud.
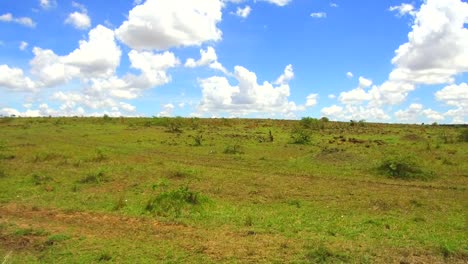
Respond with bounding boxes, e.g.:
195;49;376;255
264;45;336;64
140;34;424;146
65;12;91;30
0;13;36;28
274;64;294;85
197;65;304;117
263;0;292;6
391;0;468;85
29;25;121;88
185;46;227;73
158;103;175;117
30;47;78;87
322;0;468;122
62;25;121;78
321;105;343;120
39;0;57;9
328;94;336;99
395;103;445;123
235;6;252;18
435;83;468;123
330;3;338;8
394;103;423;122
346;72;353;78
338;76;373;105
71;1;87;12
306;94;318;107
19;41;28;51
116;0;223;50
0;65;36;92
389;3;416;17
310;12;327;18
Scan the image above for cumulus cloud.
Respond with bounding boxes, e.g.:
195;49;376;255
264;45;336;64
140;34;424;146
0;65;36;92
116;0;223;50
310;12;327;18
346;72;353;78
184;46;227;73
0;13;36;28
274;64;294;85
197;65;304;117
234;6;252;18
395;103;444;123
30;25;121;87
391;0;468;85
321;0;468;122
338;76;373;105
65;11;91;30
389;3;416;17
435;83;468;123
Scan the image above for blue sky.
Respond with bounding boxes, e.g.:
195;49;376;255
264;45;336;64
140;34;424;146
0;0;467;123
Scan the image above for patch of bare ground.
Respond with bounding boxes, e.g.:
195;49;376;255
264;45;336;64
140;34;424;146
0;203;296;262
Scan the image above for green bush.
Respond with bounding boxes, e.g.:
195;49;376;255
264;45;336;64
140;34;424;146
145;186;206;218
458;128;468;142
300;117;324;130
79;170;107;184
378;155;433;180
305;245;349;263
290;126;311;144
224;144;244;154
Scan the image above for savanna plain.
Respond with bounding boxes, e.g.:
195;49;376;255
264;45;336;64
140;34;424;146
0;116;467;263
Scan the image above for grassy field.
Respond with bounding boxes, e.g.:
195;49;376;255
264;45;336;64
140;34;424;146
0;117;467;263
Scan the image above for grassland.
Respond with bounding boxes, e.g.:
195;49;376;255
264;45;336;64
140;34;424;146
0;116;467;263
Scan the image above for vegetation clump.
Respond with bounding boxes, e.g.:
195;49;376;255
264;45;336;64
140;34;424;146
290;126;311;144
458;128;468;142
79;170;107;184
378;154;433;180
224;144;244;154
145;185;207;218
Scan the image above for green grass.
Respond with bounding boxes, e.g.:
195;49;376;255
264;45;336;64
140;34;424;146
0;117;467;263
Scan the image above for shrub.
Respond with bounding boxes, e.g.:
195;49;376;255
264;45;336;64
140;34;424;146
145;186;207;218
166;118;183;133
168;167;199;179
192;134;203;146
91;149;107;162
79;170;107;184
45;234;71;245
290;127;311;144
102;114;111;121
300;117;324;130
458;128;468;142
378;155;433;180
31;173;52;185
224;144;244;154
305;245;349;263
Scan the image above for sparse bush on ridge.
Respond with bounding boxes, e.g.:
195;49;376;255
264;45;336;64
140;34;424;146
300;117;324;130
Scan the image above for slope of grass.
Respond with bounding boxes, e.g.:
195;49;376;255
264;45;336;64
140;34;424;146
0;117;467;263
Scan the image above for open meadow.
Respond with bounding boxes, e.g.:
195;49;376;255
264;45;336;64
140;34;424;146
0;117;467;263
